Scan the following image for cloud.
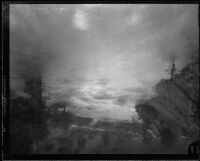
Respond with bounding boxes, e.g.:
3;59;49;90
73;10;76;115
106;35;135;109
73;9;89;30
127;14;141;25
10;4;198;122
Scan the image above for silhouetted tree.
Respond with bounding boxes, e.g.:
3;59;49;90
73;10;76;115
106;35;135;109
135;104;161;144
10;75;48;154
48;101;73;129
135;104;160;132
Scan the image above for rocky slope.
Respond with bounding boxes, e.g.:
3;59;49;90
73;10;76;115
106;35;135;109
141;54;199;145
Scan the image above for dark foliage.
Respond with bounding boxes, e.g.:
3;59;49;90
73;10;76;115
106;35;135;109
103;130;111;145
10;77;48;154
50;112;73;129
159;121;178;147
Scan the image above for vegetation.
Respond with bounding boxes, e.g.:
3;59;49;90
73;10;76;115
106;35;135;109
133;52;199;148
9;51;198;154
10;76;48;154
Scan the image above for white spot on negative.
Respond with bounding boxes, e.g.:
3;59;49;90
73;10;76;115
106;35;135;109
73;9;89;30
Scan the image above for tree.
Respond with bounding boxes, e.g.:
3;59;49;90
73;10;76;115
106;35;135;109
135;104;161;144
24;75;47;127
10;76;48;154
164;57;177;81
135;104;160;132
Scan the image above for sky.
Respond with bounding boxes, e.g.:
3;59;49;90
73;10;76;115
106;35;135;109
10;4;199;122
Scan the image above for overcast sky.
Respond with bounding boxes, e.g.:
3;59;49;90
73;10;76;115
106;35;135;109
10;4;199;122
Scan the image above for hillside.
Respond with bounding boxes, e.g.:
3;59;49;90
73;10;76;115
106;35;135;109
137;54;199;147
